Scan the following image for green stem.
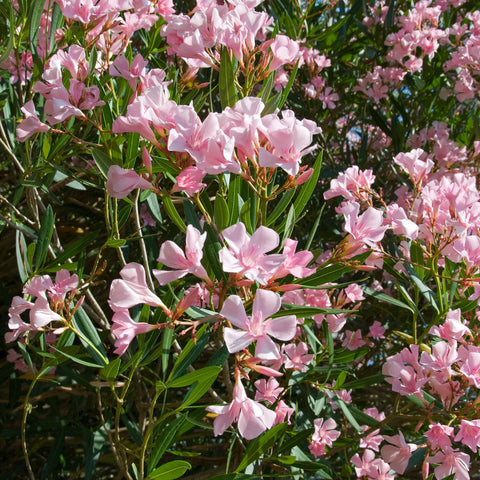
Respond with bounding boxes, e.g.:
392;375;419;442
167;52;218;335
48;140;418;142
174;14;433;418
22;377;38;480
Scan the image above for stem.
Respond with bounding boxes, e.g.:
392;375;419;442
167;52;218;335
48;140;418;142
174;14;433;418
133;189;155;291
22;377;38;480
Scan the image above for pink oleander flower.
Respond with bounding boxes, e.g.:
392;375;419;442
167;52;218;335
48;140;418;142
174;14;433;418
342;329;366;350
380;431;417;475
428;448;470;480
282;342;314;371
351;449;377;478
259;110;320;175
111;310;157;355
153;225;209;285
394;148;434;186
254;377;283;404
426;423;454;450
16;100;50;142
109;263;168;313
324;166;375;202
274;400;295;425
309;418;340;457
455;419;480;452
221;289;297;360
206;375;276;440
218;222;285;285
269;238;315;280
49;269;79;304
266;34;300;72
172;166;206;196
383;345;428;398
341;202;387;248
105;165;152;199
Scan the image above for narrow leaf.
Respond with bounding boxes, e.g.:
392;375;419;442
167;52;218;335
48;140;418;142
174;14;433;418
147;460;191;480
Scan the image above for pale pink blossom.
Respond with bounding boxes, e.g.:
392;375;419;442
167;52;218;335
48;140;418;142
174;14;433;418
259;110;320;175
380;431;417;474
273;400;295;425
454;419;480;452
282;342;314;371
221;290;296;360
16;101;50;142
105;165;152;199
426;423;454;450
254;377;283;404
219;223;285;285
111;310;156;355
109;263;167;312
172;166;206;196
206;376;276;440
309;418;340;457
341;202;387;248
428;448;470;480
153;225;209;285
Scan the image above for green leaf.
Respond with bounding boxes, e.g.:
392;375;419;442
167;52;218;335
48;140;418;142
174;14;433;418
162;190;187;232
265;189;296;227
125;133;140;169
277;428;314;455
404;263;439;313
281;205;296;242
235;423;287;472
410;242;426;281
72;307;108;366
149;416;188;471
15;230;30;282
28;0;44;53
146;193;163;224
214;194;229;232
53;345;104;368
219;47;237;109
363;286;414;313
100;357;122;380
179;368;221;409
168;325;209;380
0;2;14;63
92;147;114;178
342;373;385;390
337;398;363;433
44;231;99;268
168;366;221;388
35;205;54;269
147;460;191;480
210;475;262;480
105;238;127;248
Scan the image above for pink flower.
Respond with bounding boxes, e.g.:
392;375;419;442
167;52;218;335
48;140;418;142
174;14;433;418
427;448;470;480
266;34;300;72
426;423;454;450
49;269;78;304
109;263;167;313
105;165;152;199
254;377;283;404
269;239;315;280
454;419;480;452
206;377;276;440
274;400;295;425
219;223;285;285
259;110;320;175
309;418;340;457
171;166;206;196
380;431;417;474
282;342;314;371
111;310;156;355
16;100;50;142
153;225;209;285
221;289;297;360
341;202;387;248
